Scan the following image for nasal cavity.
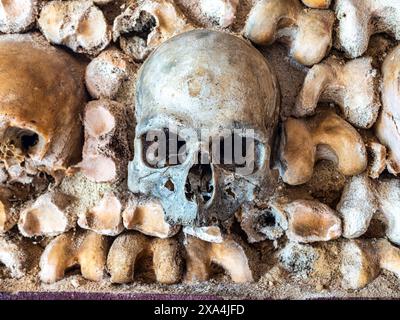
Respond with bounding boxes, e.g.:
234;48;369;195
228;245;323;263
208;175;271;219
185;163;214;203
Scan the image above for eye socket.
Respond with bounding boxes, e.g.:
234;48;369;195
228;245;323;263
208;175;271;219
141;128;187;169
211;133;263;175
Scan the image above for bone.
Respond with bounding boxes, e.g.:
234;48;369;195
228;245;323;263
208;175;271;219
0;235;29;278
184;235;253;283
107;232;182;284
337;174;400;245
279;238;400;289
200;0;239;28
375;44;400;175
78;192;124;236
278;110;367;185
341;239;400;289
293;56;380;129
376;179;400;245
38;0;111;56
285;200;341;243
301;0;331;9
341;240;381;290
18;192;75;238
0;0;38;33
113;0;193;62
39;230;109;283
0;34;86;180
243;0;334;66
237;202;288;243
376;239;400;279
335;0;400;58
366;141;387;179
85;48;138;100
78;100;132;183
278;241;336;280
336;174;377;239
183;226;223;243
122;197;179;239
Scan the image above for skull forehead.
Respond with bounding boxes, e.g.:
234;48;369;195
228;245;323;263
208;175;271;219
0;37;84;140
136;30;279;134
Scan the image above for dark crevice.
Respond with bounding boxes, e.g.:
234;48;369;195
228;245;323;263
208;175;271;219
124;11;156;41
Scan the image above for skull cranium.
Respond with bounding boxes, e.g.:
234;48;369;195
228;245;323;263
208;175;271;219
0;34;86;184
128;30;280;226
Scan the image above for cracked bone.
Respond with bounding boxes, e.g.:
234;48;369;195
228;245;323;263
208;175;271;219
301;0;331;9
184;235;253;283
85;48;138;100
285;200;341;243
335;0;400;58
278;242;327;278
78;100;132;183
278;110;367;185
237;202;288;243
375;44;400;175
122;197;179;239
18;192;75;238
0;34;86;180
293;56;380;129
78;192;124;236
243;0;334;66
341;239;400;289
0;0;38;33
113;0;193;62
38;0;111;56
39;230;109;283
200;0;239;28
107;232;182;284
0;235;29;278
337;174;400;245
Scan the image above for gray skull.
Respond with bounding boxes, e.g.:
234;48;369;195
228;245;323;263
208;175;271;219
128;29;280;226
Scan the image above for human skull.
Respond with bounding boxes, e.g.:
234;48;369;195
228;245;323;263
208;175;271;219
128;30;280;226
0;34;86;184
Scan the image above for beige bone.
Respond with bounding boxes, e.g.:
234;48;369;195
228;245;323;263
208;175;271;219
293;56;380;129
243;0;334;66
341;239;400;289
335;0;400;58
113;0;193;62
78;192;124;236
38;0;111;56
278;110;367;185
107;232;182;284
122;196;179;239
39;230;109;283
0;0;38;33
18;192;75;237
375;44;400;175
184;235;253;283
78;100;132;183
337;174;400;245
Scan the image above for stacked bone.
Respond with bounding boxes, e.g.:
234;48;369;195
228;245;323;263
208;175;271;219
0;0;254;286
1;0;400;295
242;0;400;291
